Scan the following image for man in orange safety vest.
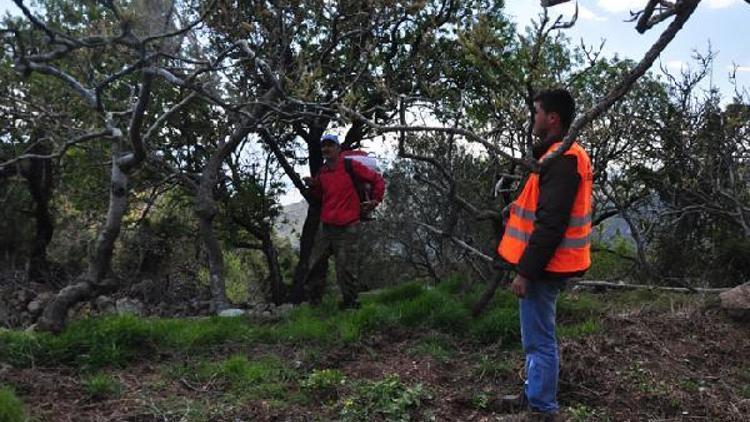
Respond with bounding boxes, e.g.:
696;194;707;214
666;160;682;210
497;88;593;418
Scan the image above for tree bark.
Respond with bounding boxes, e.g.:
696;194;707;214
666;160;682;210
23;143;55;283
472;268;510;317
35;281;91;333
88;147;130;283
196;210;229;311
289;201;323;303
195;87;278;312
260;227;285;304
37;142;129;332
288;125;326;304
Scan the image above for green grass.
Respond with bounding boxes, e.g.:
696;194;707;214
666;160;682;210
0;314;259;369
301;369;346;402
407;335;455;363
0;386;26;422
168;354;296;401
558;292;605;321
82;373;123;400
473;354;515;381
0;276;614;370
558;318;601;338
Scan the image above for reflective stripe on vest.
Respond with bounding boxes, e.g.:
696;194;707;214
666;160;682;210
510;204;592;228
497;141;593;274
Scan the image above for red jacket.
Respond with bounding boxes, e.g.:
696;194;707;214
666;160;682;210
309;155;385;226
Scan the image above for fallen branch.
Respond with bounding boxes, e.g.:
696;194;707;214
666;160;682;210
571;280;730;294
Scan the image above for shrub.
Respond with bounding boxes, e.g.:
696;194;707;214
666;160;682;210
301;369;346;401
0;386;26;422
82;373;123;400
339;374;429;422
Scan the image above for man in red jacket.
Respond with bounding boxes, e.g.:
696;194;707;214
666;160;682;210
303;134;385;308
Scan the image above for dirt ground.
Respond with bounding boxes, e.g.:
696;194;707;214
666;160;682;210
3;298;749;421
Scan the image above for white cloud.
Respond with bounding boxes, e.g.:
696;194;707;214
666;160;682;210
706;0;743;8
555;2;607;22
579;6;608;21
597;0;648;13
666;60;687;70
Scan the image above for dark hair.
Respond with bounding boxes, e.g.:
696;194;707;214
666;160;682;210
534;89;575;132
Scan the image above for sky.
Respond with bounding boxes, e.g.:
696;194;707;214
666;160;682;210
2;0;748;205
505;0;750;97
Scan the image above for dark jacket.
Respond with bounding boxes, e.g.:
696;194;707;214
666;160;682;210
515;136;584;281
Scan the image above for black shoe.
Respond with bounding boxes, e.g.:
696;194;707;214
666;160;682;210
495;391;528;412
525;411;560;422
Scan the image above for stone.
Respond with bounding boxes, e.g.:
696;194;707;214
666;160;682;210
26;292;55;315
218;308;245;317
115;298;145;316
719;281;750;321
15;290;31;304
276;304;294;316
95;295;117;314
131;278;163;303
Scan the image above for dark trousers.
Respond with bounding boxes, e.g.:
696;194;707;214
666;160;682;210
305;223;362;305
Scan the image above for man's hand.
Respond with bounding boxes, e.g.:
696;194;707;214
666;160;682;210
360;200;377;213
303;176;316;187
510;274;529;298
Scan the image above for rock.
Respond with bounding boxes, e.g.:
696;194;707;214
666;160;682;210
276;304;294;316
26;300;43;315
95;295;116;314
719;282;750;321
131;278;163;303
115;298;145;316
218;308;245;317
15;290;31;304
26;292;55;315
0;301;8;327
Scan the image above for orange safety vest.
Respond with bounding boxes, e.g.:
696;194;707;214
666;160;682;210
497;141;593;274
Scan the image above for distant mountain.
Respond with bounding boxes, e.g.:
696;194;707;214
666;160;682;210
594;216;633;244
275;200;308;247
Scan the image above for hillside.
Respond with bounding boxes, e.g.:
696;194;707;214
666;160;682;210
1;283;748;421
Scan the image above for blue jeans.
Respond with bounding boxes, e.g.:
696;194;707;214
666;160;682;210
520;278;566;413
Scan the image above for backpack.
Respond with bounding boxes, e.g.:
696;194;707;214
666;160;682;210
342;150;381;221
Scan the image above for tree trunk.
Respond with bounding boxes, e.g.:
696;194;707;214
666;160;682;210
473;190;510;316
260;227;285;304
88;151;130;283
38;145;129;332
23;143;54;283
196;207;229;311
195;87;278;312
472;268;510;317
287;126;326;304
35;281;91;333
289;201;322;303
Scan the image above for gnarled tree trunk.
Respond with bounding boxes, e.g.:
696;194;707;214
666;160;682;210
195;88;278;312
38;143;130;333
